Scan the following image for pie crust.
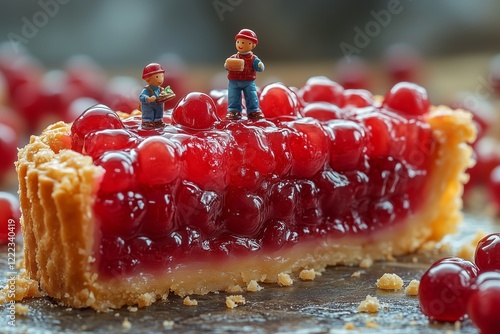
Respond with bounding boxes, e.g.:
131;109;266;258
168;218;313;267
6;106;475;310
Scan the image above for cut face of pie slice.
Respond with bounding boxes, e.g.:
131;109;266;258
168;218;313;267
12;82;475;310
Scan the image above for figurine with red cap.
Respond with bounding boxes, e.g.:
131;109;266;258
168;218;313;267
139;62;175;128
224;29;265;120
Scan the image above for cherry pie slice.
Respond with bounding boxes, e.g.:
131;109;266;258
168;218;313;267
11;81;475;310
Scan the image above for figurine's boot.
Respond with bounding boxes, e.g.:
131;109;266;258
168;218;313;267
247;111;265;120
226;110;242;120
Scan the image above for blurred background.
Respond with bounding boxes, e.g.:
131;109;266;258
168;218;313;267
1;0;500;211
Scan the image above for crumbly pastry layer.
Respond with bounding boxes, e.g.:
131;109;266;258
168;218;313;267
6;106;475;311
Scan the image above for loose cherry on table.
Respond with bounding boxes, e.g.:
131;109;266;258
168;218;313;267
418;257;478;322
474;233;500;272
467;272;500;334
0;192;20;243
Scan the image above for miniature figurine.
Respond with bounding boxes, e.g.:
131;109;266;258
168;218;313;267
139;63;176;128
224;29;265;120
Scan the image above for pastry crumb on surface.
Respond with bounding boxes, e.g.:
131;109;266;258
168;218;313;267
246;280;263;292
365;320;378;328
412;256;419;263
122;317;132;329
299;269;316;281
161;293;169;301
358;295;380;313
351;271;362;278
278;273;293;286
404;279;420;296
225;295;246;309
162;320;174;329
137;292;155;308
114;313;120;317
183;296;198;306
454;320;461;331
409;320;417;326
65;307;73;312
0;271;42;303
359;257;373;268
344;322;356;330
385;254;396;262
456;230;486;261
226;285;244;293
127;306;138;312
15;303;29;316
376;273;404;291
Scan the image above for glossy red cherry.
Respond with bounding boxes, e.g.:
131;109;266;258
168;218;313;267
223;187;264;237
259;83;301;118
94;151;137;193
0;192;20;243
299;76;344;106
172;92;219;130
286;118;329;177
326;120;367;171
83;129;137;160
467;272;500;334
137;137;180;186
474;233;500;272
383;82;430;116
418;257;478;322
301;102;345;121
342;89;374;109
71;104;124;153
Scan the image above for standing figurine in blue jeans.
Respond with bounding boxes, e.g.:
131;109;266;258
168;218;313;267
139;63;166;128
224;29;265;120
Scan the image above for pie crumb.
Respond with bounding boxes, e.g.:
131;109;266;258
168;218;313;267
247;280;263;292
404;279;420;296
183;296;198;306
454;321;461;331
226;285;244;293
299;269;316;281
0;271;42;302
122;317;132;329
351;271;362;278
278;273;293;286
127;306;138;312
409;320;417;326
344;322;356;330
162;320;174;329
359;257;373;269
365;320;378;328
114;313;120;317
456;230;486;261
15;303;29;316
412;256;419;263
161;293;169;301
376;273;404;291
358;295;380;313
225;295;246;309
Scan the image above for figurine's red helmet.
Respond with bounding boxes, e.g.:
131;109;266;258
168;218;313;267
142;63;165;80
235;29;258;45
